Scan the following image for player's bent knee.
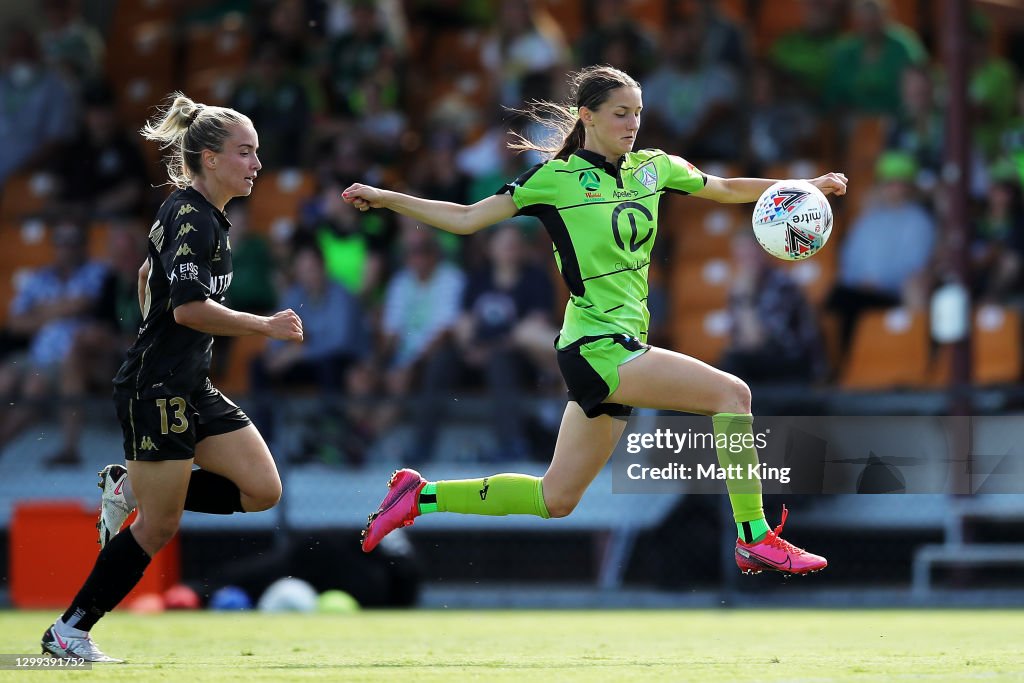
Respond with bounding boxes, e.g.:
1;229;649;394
544;494;580;519
244;482;282;512
245;494;280;512
133;517;180;551
717;374;752;414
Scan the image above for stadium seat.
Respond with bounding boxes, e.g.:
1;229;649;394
105;20;175;86
246;169;315;237
671;256;732;315
973;305;1022;384
116;75;176;131
839;308;929;389
0;270;14;327
0;222;56;273
539;0;583;43
0;222;56;326
750;0;803;54
630;0;667;33
763;159;827;184
184;67;238;108
0;172;55;224
928;306;1023;386
184;20;250;79
109;0;175;32
213;333;268;397
669;202;740;261
671;309;731;364
87;221;113;262
779;245;837;308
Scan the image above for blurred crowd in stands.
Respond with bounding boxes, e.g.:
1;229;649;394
1;0;1022;466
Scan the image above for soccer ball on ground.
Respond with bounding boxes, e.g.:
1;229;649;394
751;179;833;261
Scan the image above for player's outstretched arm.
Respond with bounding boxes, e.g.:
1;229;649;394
695;172;848;204
341;183;518;235
174;299;303;341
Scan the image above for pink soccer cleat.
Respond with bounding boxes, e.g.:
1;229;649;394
361;468;427;553
735;505;827;575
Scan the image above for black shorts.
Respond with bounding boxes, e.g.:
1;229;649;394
555;334;649;419
114;377;251;461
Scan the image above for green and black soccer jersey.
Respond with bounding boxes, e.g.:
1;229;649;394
113;187;234;398
499;148;706;346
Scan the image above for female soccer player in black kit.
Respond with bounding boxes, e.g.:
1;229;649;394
41;93;303;662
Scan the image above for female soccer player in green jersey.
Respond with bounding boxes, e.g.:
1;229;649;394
344;65;847;575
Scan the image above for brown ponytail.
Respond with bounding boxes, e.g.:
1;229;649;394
508;65;640;161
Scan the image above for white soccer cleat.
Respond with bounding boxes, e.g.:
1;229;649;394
97;464;133;549
41;625;123;663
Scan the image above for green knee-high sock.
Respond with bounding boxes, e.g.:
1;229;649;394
418;474;550;518
712;412;770;543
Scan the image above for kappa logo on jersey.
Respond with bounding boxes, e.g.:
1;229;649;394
149;220;165;251
633;162;658;192
175;204;198;220
175;243;195;258
138;436;157;451
179;262;199;281
176;223;196;240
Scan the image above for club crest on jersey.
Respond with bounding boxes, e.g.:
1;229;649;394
176;204;197;219
633;162;658;192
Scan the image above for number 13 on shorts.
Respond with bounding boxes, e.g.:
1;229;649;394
155;397;189;434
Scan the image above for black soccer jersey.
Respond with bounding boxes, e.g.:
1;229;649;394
113;188;234;397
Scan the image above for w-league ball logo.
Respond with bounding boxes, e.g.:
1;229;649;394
751;180;833;261
578;170;600;192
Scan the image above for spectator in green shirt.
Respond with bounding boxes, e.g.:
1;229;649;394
825;0;927;116
770;0;845;110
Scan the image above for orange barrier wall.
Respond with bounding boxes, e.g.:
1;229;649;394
10;501;180;609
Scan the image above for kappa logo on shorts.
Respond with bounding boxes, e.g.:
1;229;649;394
479;477;490;501
138;436;157;451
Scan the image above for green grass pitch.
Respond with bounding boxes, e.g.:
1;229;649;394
1;609;1022;681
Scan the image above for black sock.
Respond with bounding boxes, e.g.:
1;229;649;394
184;469;245;514
61;528;151;631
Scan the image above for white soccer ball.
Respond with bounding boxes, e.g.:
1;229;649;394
257;577;318;613
751;180;833;261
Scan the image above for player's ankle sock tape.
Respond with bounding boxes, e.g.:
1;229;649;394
435;474;550;518
61;527;151;631
418;483;438;514
184;469;245;514
738;518;771;543
712;412;765;524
